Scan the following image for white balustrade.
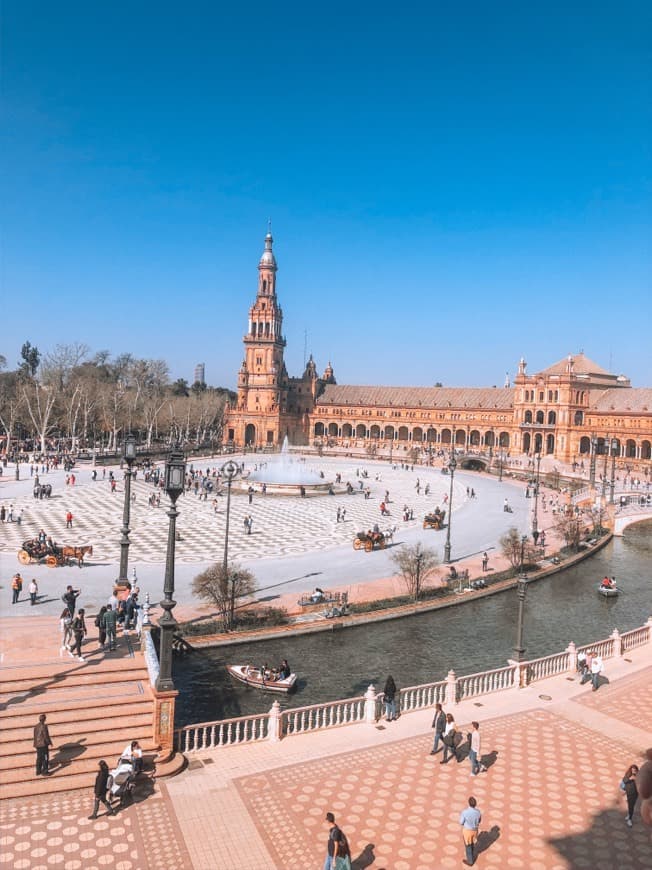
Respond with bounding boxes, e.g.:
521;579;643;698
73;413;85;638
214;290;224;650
456;665;517;701
173;621;650;752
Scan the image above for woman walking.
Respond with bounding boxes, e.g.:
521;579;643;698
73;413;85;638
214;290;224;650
88;760;116;820
441;713;459;763
383;676;398;722
621;764;640;827
96;606;108;650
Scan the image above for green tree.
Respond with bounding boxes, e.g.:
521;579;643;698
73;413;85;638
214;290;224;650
390;542;439;601
192;562;258;631
19;341;40;378
171;378;189;397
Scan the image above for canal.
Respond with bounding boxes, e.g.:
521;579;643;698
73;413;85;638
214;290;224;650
174;521;652;727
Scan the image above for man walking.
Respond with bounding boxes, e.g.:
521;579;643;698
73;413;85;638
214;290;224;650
70;609;87;661
591;653;604;691
323;811;350;870
482;552;488;572
469;721;483;776
62;585;81;616
430;703;446;755
102;604;118;651
459;796;482;866
66;510;74;528
34;714;53;776
11;573;23;604
29;578;38;606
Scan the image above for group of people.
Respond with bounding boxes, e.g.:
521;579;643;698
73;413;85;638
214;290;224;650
577;649;604;691
244;659;291;682
58;580;142;662
600;575;617;589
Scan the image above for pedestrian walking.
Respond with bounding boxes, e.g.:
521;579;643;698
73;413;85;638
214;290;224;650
441;713;459;763
62;585;81;616
12;572;23;604
383;675;397;722
468;721;483;776
88;760;116;819
481;552;488;572
33;714;53;776
66;510;74;528
323;812;351;870
341;508;346;522
103;604;118;651
29;578;38;606
248;486;254;504
60;608;73;652
70;609;87;661
459;796;482;866
336;507;341;523
430;702;446;754
96;606;108;648
591;653;604;691
621;764;640;827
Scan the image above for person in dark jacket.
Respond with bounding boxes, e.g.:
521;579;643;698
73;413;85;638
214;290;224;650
88;760;116;819
430;703;447;754
33;713;53;775
102;604;118;651
62;585;81;616
383;675;397;722
96;606;108;649
70;609;87;661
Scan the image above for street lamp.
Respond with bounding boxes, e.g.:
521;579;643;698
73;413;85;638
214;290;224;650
221;460;241;575
415;548;424;601
589;435;598;487
443;453;457;563
601;434;610;500
155;444;186;693
118;433;137;583
520;534;528;573
609;438;618;504
513;576;529;662
532;453;541;544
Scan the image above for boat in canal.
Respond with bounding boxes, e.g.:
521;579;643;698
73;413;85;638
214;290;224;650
226;664;297;693
598;583;619;598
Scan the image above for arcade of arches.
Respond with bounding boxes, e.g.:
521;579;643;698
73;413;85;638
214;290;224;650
226;234;652;472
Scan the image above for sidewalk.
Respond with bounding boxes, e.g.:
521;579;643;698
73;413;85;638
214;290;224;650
1;641;650;869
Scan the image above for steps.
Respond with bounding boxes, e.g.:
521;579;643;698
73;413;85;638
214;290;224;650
0;638;156;800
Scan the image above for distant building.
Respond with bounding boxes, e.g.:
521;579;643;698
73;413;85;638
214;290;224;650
194;363;205;385
225;232;652;469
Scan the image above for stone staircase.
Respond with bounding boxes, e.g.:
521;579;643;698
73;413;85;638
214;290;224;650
0;638;155;799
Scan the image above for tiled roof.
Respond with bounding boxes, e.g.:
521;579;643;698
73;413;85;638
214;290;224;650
590;388;652;413
317;385;514;409
538;353;612;377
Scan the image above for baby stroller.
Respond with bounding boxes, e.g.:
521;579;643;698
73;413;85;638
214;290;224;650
108;758;137;807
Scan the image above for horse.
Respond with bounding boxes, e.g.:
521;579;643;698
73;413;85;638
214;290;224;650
62;545;93;568
384;525;398;545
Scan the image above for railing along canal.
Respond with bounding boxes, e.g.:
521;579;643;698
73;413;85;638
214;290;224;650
174;619;652;752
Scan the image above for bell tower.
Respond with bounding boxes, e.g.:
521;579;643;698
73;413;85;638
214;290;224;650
232;230;288;447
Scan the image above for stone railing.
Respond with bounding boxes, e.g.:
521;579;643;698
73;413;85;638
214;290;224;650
174;618;652;752
143;629;160;687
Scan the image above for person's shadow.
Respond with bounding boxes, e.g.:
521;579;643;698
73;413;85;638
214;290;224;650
481;750;499;770
477;824;501;855
352;843;376;869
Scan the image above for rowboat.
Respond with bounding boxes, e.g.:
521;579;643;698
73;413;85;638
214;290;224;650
598;585;619;598
226;664;297;693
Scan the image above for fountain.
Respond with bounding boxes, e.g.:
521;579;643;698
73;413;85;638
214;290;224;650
239;437;334;496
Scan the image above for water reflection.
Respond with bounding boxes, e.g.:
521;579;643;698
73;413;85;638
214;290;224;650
175;521;652;727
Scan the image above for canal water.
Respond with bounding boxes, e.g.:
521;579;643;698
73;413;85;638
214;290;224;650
174;521;652;727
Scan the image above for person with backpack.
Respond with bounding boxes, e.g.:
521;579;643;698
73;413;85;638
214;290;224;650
102;604;118;652
96;606;108;649
70;609;87;661
88;760;116;820
324;812;351;870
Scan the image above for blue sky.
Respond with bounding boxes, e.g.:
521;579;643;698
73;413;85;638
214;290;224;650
2;1;651;388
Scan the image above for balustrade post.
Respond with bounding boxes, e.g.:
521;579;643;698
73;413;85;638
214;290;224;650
647;616;652;642
566;641;577;673
508;659;527;689
610;628;621;657
364;684;377;724
445;670;458;706
268;700;282;743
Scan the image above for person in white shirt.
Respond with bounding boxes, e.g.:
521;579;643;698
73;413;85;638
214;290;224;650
469;721;483;776
121;740;143;774
591;654;604;691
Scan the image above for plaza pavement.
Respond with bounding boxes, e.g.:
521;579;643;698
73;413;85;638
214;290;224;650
0;635;650;869
0;454;534;620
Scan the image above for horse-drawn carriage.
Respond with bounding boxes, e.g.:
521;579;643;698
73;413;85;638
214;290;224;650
353;530;386;552
17;539;93;568
423;509;446;530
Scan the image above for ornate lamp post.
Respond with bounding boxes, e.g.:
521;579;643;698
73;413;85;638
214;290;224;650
415;548;424;601
221;460;241;575
443;453;457;564
118;434;137;583
155;445;186;693
520;534;528;573
609;438;618;504
532;453;541;544
601;434;610;500
589;435;598;487
513;576;529;662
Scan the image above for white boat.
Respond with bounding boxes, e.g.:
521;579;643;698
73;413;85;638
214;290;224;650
226;664;297;693
598;585;619;598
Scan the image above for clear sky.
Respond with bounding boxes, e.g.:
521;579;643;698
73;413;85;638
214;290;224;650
2;1;651;389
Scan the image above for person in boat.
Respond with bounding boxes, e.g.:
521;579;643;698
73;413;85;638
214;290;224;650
311;587;325;603
278;659;291;680
601;576;615;589
244;663;253;677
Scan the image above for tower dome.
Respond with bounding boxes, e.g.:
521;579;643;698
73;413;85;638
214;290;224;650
258;231;277;270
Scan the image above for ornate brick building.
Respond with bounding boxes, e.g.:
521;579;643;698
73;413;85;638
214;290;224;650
226;234;652;469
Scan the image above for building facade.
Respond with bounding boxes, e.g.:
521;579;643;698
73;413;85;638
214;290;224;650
225;235;652;469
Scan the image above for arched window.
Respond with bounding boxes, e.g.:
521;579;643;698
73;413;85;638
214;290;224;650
314;422;325;437
370;424;381;439
426;427;436;442
499;432;510;448
547;411;556;425
524;410;533;424
469;429;480;446
626;439;636;458
441;428;451;444
412;427;423;442
328;422;338;437
342;423;353;438
398;426;409;441
484;431;495;447
546;434;555;454
384;425;395;440
536;410;544;424
579;436;591;454
574;410;584;425
641;440;651;460
523;432;531;453
263;279;267;292
356;424;366;438
534;433;543;453
455;430;466;446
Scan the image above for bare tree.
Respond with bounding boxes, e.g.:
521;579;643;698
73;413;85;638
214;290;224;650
20;381;58;454
500;527;536;570
390;542;439;600
192;562;258;631
554;513;583;551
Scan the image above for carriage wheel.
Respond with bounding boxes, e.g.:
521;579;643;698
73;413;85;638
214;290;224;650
364;540;373;552
353;539;362;550
423;521;429;530
45;555;58;568
18;550;31;565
